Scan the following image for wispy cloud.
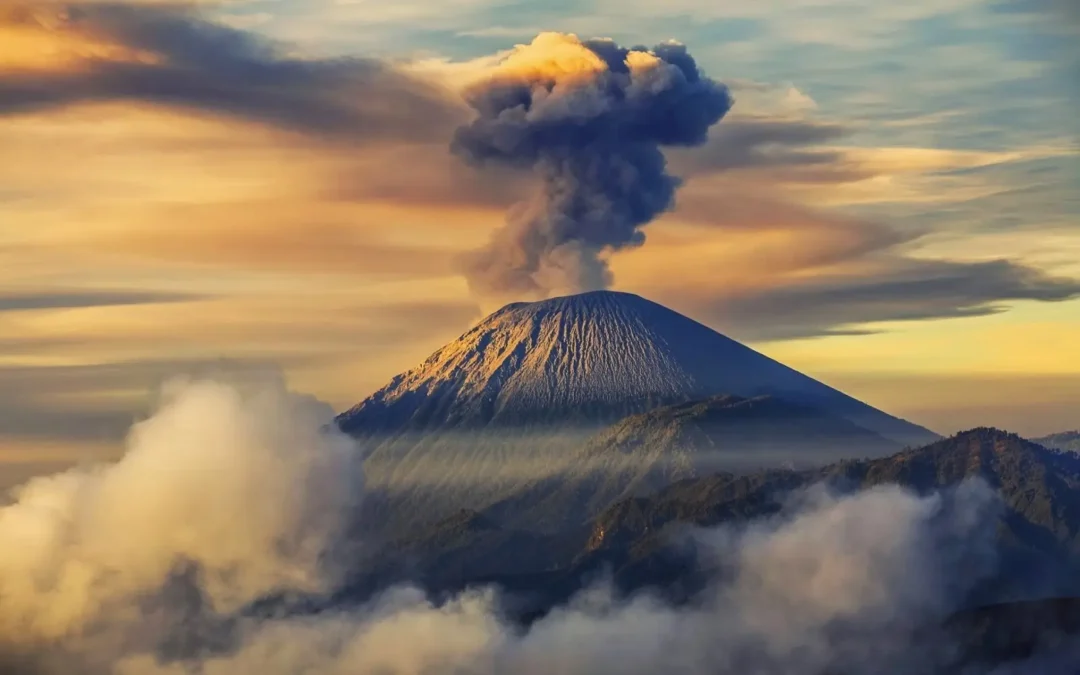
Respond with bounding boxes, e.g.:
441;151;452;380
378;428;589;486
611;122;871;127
0;2;466;141
679;258;1080;341
0;289;201;313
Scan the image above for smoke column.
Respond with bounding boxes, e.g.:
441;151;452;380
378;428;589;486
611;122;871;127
452;33;731;300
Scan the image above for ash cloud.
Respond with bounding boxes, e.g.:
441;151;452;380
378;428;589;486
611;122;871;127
452;33;732;300
1;378;1074;674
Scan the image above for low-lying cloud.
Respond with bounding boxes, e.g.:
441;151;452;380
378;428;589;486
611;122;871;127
1;377;1074;673
0;376;364;669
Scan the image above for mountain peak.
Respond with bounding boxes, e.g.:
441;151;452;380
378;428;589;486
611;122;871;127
338;291;934;445
1035;430;1080;453
492;289;650;315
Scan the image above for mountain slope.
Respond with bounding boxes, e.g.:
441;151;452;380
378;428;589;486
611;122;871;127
1036;430;1080;453
581;394;900;470
478;395;901;532
337;291;935;535
348;429;1080;625
341;425;1080;630
585;429;1080;598
338;291;935;444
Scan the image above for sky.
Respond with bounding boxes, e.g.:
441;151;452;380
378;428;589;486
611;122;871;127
0;0;1078;477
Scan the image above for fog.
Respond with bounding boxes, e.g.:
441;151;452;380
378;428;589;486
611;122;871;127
0;377;1073;674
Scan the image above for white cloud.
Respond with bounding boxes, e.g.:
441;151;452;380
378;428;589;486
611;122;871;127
0;383;1022;675
0;375;364;643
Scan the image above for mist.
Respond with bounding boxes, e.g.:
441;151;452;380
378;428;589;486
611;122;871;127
0;376;365;672
0;377;1074;674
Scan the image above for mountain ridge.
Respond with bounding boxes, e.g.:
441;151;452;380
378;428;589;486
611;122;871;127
1036;430;1080;453
471;394;903;532
353;428;1080;613
582;427;1080;601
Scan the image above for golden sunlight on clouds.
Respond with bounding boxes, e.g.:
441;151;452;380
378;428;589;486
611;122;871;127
917;229;1080;278
752;302;1080;435
0;10;159;71
0;285;474;368
0;104;500;276
79;201;485;276
785;146;1078;207
0;5;1077;466
766;302;1080;378
488;32;608;81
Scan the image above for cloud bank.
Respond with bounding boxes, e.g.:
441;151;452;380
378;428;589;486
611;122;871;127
0;376;364;670
451;32;731;300
3;376;1075;674
0;2;465;142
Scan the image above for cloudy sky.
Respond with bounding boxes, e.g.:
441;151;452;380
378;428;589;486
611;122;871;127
0;0;1077;476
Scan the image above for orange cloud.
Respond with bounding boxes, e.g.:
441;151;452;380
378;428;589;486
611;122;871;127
0;5;159;71
482;32;608;83
1;2;1076;356
0;1;466;141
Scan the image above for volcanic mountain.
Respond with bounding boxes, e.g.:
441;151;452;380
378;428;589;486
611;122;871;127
337;291;936;534
339;291;933;443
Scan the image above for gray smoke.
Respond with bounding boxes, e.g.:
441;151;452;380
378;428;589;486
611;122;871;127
452;33;732;300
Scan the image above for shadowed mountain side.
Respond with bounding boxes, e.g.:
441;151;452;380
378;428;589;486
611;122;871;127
585;429;1080;601
352;509;593;597
479;394;901;532
580;394;900;469
942;597;1080;670
352;429;1080;620
350;393;903;537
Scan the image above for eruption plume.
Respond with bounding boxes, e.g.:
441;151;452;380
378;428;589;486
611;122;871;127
452;33;731;300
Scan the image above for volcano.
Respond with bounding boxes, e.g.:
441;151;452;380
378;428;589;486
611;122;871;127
337;292;936;534
338;290;933;445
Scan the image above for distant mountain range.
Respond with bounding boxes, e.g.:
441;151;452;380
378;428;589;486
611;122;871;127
584;428;1080;597
1037;430;1080;453
352;429;1080;618
338;291;935;535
